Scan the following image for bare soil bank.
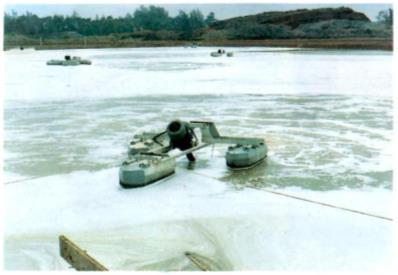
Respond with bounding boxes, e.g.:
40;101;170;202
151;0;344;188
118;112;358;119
4;38;392;51
203;39;393;51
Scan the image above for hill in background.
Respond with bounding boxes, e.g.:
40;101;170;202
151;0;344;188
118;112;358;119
204;7;392;40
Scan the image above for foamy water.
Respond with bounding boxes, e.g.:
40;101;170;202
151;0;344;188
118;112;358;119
3;47;393;270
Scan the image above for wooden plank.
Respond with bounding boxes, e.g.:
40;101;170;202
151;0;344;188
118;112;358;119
59;235;108;271
185;252;211;271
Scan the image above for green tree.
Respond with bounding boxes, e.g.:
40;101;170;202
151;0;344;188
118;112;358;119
189;9;205;31
205;12;217;26
173;10;191;39
377;8;393;27
134;5;171;31
71;10;79;18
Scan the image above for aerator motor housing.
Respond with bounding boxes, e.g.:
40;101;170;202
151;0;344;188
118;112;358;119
119;120;267;188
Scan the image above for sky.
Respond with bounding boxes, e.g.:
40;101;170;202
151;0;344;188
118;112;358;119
4;3;393;21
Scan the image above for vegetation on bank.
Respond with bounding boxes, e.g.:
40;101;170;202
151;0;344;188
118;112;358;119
4;6;216;40
3;5;393;50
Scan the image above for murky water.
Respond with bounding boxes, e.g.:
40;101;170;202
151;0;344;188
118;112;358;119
3;47;393;270
4;93;392;190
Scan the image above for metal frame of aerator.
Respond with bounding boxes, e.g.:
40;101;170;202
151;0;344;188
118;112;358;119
169;121;264;159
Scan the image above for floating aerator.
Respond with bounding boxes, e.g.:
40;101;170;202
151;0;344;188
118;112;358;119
119;120;267;188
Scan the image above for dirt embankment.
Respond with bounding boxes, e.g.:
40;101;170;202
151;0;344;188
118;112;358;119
4;37;392;51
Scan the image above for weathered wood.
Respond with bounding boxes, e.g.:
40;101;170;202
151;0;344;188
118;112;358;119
185;252;211;271
59;235;108;271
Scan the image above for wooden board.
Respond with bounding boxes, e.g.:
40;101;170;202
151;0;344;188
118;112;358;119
59;235;108;271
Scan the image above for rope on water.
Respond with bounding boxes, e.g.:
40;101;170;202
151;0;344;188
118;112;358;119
191;171;392;222
5;175;45;184
248;186;392;221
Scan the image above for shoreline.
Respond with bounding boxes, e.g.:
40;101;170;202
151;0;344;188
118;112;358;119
4;38;393;51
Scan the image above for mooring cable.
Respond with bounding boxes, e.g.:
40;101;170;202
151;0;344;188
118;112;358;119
191;171;393;222
4;175;45;184
248;186;392;221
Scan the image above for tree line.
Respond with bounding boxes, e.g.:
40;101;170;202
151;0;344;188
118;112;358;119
376;8;393;27
4;5;217;40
